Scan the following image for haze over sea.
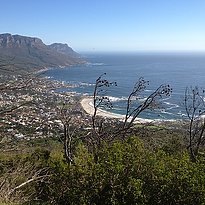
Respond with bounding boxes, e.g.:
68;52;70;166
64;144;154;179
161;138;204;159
45;52;205;120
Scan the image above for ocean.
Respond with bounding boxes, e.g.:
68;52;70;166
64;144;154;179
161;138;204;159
44;52;205;120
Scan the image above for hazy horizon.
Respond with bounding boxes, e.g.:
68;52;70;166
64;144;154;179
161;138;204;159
79;50;205;54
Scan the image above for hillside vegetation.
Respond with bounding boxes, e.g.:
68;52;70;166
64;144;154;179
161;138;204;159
1;58;205;204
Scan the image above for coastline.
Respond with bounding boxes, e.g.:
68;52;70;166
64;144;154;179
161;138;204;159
34;61;87;75
80;97;153;124
34;67;51;75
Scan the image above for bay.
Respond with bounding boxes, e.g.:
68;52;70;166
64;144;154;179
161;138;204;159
44;52;205;120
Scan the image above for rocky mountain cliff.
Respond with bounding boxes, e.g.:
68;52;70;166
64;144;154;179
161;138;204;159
0;33;85;72
48;43;81;58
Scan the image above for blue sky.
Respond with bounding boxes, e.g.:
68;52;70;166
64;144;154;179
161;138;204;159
1;0;205;52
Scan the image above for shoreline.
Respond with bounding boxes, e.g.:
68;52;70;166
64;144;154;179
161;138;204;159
80;97;153;124
36;68;179;125
34;61;88;75
34;67;51;75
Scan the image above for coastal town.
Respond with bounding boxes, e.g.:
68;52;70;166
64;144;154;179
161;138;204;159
0;70;176;148
0;73;92;147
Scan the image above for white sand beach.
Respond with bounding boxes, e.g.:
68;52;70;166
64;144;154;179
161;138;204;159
80;97;152;124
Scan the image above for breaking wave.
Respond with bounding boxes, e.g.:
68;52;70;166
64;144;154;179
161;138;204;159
104;96;127;102
86;62;105;66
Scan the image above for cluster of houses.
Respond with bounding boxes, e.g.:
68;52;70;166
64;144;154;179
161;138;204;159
0;75;90;145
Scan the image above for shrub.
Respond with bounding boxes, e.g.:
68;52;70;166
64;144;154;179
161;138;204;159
2;137;205;205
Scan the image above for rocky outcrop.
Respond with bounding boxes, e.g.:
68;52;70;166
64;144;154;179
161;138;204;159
0;33;44;48
48;43;80;58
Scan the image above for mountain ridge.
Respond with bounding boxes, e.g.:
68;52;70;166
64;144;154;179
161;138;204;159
0;33;85;72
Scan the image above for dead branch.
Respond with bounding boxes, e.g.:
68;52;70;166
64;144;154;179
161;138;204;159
8;174;51;196
184;86;205;161
92;73;117;133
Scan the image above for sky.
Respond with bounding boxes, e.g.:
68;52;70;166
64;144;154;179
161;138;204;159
1;0;205;52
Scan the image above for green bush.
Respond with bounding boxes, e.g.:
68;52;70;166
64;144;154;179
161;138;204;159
28;137;205;205
2;137;205;205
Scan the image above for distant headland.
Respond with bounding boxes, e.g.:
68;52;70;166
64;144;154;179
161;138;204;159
0;33;86;72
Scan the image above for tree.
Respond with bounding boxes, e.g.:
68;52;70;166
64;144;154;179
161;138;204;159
90;75;172;142
184;86;205;161
57;102;84;165
122;77;172;132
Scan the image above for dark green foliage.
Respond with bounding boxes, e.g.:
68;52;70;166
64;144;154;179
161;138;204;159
1;137;205;204
19;137;205;205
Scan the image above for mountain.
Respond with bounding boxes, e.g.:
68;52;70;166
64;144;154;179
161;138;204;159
0;33;86;72
48;43;81;58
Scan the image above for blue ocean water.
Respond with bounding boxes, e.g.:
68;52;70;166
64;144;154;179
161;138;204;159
45;52;205;120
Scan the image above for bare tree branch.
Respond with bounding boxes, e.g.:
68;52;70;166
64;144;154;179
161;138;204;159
115;78;172;136
184;86;205;161
57;102;84;165
92;73;117;133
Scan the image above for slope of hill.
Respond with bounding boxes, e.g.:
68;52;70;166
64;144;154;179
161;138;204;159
0;33;86;72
